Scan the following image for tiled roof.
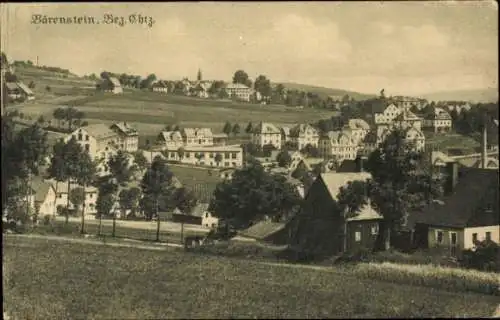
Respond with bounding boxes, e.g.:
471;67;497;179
252;122;280;134
5;82;18;91
289;124;318;138
16;81;34;95
30;177;54;203
347;119;370;130
281;127;291;136
239;221;286;240
181;128;213;138
413;168;499;228
190;203;210;217
111;122;138;136
108;77;121;87
318;172;372;201
80;124;117;140
160;131;183;143
346;203;383;221
225;83;250;90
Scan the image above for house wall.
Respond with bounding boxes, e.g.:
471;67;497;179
201;213;219;228
427;226;465;253
38;187;57;216
346;220;380;252
464;225;500;249
55;187;98;214
163;147;243;168
252;132;281;149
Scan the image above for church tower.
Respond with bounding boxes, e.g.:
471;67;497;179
197;68;202;81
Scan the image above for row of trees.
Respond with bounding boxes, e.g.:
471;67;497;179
51;106;86;131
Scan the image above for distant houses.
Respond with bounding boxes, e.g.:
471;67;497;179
252;122;282;150
223;83;252;102
97;77;123;94
422;107;453;133
5;81;35;101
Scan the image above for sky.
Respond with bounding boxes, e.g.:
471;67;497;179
1;2;498;96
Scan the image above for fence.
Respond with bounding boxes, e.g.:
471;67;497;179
36;215;210;245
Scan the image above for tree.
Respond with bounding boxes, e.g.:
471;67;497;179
245;122;253;134
133;151;148;172
37;115;46;126
140;156;176;240
69;187;85;217
52;108;65;128
254;75;272;98
214;153;223;167
223;121;232;136
46;85;51;92
96;181;118;234
276;150;292;168
28;81;36;89
118;187;142;218
262;144;276;157
301;144;320;158
362;129;444;250
232;70;250;86
209;162;301;229
100;71;110;79
164;124;173;131
172;187;198;214
75;151;97;233
108;150;132;186
177;147;185;161
232;123;241;136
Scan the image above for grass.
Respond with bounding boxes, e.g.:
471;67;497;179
30;219;208;245
425;131;480;153
352;262;500;296
3;236;500;319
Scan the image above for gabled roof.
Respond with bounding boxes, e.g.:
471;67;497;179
252;122;280;134
346;203;383;221
16;81;34;95
5;82;19;91
30;177;54;203
414;168;499;228
431;151;455;166
318;172;372;201
394;110;421;122
322;130;356;145
280;127;291;136
225;83;250;90
347;119;370;130
111;122;138;136
160;131;183;142
190;203;210;217
289;124;318;137
78;124;117;140
181;128;213;138
239;221;286;240
108;77;121;87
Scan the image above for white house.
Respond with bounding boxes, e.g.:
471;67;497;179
192;203;219;228
181;128;214;147
98;77;123;94
403;126;426;152
343;119;370;144
157;131;184;150
252;122;282;150
47;179;99;215
318;130;359;161
393;110;423;131
414;166;499;254
110;122;139;152
163;144;244;168
289;124;320;150
423;107;453;133
26;178;57;218
223;83;252;102
364;101;402;126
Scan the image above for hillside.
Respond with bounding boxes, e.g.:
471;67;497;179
420;88;498;103
279;82;376;100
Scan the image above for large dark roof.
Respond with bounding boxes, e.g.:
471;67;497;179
413;167;499;228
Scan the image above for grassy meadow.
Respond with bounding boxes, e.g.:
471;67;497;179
3;236;500;319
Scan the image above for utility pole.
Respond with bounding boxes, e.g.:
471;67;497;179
155;170;160;242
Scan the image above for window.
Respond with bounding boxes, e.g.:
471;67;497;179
78;133;83;141
436;231;444;244
85;144;90;152
210;153;214;158
371;225;379;235
85;135;89;141
486;232;491;241
58;193;62;198
472;233;478;243
231;152;237;159
185;152;190;158
355;231;362;242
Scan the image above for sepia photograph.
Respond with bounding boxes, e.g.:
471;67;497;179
1;1;499;319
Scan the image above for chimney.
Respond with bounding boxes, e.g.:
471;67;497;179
444;161;459;195
481;119;487;169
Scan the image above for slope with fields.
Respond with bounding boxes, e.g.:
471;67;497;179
420;88;499;103
279;82;377;100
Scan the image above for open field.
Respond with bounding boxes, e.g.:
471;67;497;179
425;132;481;154
3;236;500;319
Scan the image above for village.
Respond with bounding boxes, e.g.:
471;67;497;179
2;3;500;318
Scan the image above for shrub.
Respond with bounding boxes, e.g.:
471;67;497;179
353;262;500;296
461;240;500;272
42;215;53;226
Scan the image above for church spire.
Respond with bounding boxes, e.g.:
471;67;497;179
197;68;202;81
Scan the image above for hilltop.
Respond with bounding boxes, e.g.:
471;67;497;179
278;82;377;100
419;88;498;103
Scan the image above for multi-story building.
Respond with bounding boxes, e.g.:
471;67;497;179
163;145;244;168
318;130;359;161
181;128;214;147
47;179;99;215
289;124;320;150
403;127;426;152
157;131;184;150
66;123;138;176
223;83;252;102
110;122;139;152
343;119;370;144
363;100;402;126
393;110;423;131
391;96;427;111
423;107;453;133
252;122;282;150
